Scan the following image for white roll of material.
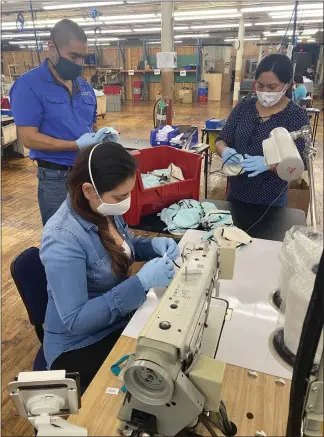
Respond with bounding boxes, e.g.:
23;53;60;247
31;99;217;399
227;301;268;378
284;269;323;363
280;227;323;363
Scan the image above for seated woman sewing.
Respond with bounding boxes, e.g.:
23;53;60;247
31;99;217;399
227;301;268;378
40;142;179;388
215;54;310;207
293;74;308;104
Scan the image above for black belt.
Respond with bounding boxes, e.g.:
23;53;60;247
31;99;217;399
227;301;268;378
37;160;72;171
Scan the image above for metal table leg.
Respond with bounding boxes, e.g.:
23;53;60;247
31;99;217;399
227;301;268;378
204;150;209;198
312;112;320;147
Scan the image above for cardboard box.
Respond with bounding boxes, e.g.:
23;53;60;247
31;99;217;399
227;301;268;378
179;88;192;103
287;173;310;216
1;123;17;146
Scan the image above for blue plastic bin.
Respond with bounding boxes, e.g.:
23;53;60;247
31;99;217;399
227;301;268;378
205;118;226;129
1;109;13;117
198;88;208;96
150;126;180;146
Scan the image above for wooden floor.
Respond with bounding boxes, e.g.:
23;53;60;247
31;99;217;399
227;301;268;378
1;98;323;436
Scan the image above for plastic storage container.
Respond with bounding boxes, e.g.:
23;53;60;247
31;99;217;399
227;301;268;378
198;95;208;103
150;126;180;146
106;94;121;112
1;109;13;117
133;87;142;102
104;85;121;95
123;146;202;226
205;118;226;129
198;88;208;96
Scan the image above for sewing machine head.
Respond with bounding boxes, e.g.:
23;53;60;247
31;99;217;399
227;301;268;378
118;240;235;437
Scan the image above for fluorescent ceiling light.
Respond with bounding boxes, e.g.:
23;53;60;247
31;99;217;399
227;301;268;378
100;13;160;21
88;43;111;46
269;11;323;18
191;23;239;29
102;18;160;24
241;3;322;13
225;37;266;41
191;23;252;30
2;32;50;38
147;41;160;44
174;26;189;30
133;28;161;32
175;13;242;21
257;19;324;25
88;37;119;41
175;34;210;39
9;40;41;44
175;41;183;43
19;43;48;47
43;2;123;10
174;9;239;17
85;29;132;34
264;29;319;36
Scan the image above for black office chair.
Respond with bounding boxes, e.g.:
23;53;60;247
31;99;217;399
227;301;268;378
10;247;48;371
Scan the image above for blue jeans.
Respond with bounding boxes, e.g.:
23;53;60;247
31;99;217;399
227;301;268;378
37;167;69;226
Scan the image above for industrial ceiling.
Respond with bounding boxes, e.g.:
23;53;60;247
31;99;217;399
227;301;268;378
1;0;323;49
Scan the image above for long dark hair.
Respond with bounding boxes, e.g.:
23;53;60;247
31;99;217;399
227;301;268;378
255;54;293;99
67;142;137;278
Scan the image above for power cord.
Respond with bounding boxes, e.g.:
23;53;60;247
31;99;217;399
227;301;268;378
209;152;244;177
207;402;237;437
245;180;289;234
244;166;299;234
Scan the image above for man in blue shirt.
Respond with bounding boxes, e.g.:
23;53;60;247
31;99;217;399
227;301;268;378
293;75;308;104
10;19;110;225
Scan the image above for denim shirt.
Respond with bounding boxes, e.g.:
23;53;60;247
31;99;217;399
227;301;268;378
40;196;158;368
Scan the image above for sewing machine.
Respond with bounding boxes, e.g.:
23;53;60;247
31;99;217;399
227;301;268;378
118;240;236;437
170;126;199;150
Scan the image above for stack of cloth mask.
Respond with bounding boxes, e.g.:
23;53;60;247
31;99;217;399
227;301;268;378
159;199;233;236
141;163;185;189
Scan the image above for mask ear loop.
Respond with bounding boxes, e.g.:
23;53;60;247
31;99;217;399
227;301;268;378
48;32;61;68
88;144;103;202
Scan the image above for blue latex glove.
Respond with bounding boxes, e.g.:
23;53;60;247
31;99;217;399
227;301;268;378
221;147;242;165
151;237;180;260
76;127;110;150
242;154;269;177
137;257;175;291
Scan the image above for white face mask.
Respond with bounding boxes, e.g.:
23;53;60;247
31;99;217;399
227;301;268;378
88;145;131;217
256;84;288;108
96;196;131;216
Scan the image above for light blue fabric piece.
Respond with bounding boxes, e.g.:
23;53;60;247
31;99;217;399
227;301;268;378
159;199;233;235
141;174;162;189
200;211;233;230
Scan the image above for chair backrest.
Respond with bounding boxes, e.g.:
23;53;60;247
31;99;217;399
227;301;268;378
10;247;48;343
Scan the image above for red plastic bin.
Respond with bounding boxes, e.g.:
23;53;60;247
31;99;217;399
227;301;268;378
198;95;208;103
133;80;143;88
104;85;121;95
123;147;202;226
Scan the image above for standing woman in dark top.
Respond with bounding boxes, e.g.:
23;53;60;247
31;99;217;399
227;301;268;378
215;54;310;207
